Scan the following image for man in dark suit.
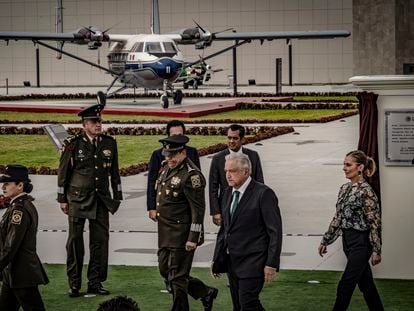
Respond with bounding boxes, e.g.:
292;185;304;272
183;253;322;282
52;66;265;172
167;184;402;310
212;153;282;310
147;120;200;221
209;124;264;226
58;103;123;297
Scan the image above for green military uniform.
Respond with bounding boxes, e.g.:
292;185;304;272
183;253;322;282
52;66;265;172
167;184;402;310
57;104;123;294
156;135;215;311
0;166;49;310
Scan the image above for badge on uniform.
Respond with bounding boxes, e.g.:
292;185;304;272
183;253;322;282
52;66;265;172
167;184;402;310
191;175;202;188
11;210;23;225
171;176;181;186
103;149;112;157
166;189;171;195
78;150;85;158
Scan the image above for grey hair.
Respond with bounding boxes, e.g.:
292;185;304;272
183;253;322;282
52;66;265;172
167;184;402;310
225;153;252;174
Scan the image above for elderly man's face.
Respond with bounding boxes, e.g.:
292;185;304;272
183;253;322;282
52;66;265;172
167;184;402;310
83;118;102;137
225;159;249;189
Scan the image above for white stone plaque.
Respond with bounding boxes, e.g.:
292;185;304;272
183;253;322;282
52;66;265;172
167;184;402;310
385;109;414;166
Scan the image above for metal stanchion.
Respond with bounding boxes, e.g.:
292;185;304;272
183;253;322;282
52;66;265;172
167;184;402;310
275;58;282;95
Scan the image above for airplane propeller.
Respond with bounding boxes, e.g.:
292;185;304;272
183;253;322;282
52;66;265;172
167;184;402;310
192;20;234;49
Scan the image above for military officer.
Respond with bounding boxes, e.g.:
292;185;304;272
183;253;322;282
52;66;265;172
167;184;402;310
155;135;218;311
0;165;49;310
57;103;123;297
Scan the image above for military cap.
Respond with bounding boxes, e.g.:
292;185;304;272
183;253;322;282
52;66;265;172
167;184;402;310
78;103;104;120
159;135;189;156
0;164;31;183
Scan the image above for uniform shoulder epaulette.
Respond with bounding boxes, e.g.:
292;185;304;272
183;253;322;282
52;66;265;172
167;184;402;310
100;133;115;140
186;163;196;173
63;135;78;145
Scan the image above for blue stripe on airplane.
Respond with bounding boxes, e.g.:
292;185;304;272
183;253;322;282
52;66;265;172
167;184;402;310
125;58;183;79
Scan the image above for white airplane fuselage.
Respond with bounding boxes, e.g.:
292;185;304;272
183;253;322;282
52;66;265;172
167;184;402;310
107;34;185;89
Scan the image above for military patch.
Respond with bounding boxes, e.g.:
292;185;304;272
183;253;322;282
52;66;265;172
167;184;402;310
191;175;202;189
11;210;23;225
103;149;112;157
171;176;181;186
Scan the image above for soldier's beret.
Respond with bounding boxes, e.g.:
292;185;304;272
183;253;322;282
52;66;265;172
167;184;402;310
159;135;189;155
78;103;104;120
0;164;31;183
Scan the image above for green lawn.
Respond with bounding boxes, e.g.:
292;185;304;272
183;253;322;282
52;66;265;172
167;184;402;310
13;265;412;310
0;135;225;169
0;109;356;123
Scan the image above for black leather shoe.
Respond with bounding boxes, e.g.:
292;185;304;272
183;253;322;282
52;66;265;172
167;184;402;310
67;287;80;298
87;284;110;295
201;287;218;311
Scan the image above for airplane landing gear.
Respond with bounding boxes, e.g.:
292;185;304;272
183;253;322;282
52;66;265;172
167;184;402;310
173;89;183;105
161;94;169;109
97;91;107;106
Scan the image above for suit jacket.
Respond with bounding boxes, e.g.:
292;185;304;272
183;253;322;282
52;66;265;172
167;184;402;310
147;145;200;211
212;180;282;278
57;132;123;219
0;195;49;288
209;147;264;215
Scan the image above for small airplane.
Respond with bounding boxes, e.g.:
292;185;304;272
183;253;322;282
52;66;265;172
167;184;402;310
176;60;224;90
0;0;350;108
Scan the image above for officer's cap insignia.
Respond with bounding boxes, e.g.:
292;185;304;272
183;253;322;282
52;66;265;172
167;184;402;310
191;175;202;188
103;149;112;157
11;210;23;225
171;176;181;186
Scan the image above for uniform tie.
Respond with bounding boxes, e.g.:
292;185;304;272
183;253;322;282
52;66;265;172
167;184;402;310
92;138;97;152
230;190;240;218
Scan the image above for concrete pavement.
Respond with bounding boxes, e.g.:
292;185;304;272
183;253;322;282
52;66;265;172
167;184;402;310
1;114;361;273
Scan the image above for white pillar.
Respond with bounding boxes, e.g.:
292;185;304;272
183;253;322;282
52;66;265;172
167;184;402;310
350;75;414;279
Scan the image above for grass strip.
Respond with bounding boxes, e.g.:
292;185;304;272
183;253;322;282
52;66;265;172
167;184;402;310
19;264;414;311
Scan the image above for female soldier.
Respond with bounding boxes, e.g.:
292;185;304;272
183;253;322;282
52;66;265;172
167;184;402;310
318;150;384;310
0;164;49;311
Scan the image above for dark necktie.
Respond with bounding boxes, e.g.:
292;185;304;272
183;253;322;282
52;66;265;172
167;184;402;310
92;138;97;152
230;190;240;218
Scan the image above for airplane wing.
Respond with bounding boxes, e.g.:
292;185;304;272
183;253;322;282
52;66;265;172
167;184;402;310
0;31;85;42
167;29;350;49
0;30;130;44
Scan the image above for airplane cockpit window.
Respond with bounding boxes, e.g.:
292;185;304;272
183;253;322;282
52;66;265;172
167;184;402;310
145;42;163;54
132;42;144;53
163;42;177;53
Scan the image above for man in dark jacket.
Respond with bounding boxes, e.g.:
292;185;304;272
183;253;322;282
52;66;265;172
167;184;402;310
209;124;264;226
147;120;200;221
57;103;123;297
212;153;282;310
155;135;217;311
0;165;49;310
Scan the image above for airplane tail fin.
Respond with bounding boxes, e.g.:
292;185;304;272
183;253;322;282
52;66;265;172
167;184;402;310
151;0;161;34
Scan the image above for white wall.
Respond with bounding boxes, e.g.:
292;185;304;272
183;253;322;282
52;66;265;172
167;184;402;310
0;0;353;87
351;75;414;279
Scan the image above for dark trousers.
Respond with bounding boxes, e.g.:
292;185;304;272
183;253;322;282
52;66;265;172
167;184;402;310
227;263;265;311
333;229;384;311
158;248;210;311
66;204;109;289
0;281;45;311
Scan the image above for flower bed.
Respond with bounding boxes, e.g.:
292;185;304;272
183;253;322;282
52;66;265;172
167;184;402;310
0;91;358;101
0;126;293;176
